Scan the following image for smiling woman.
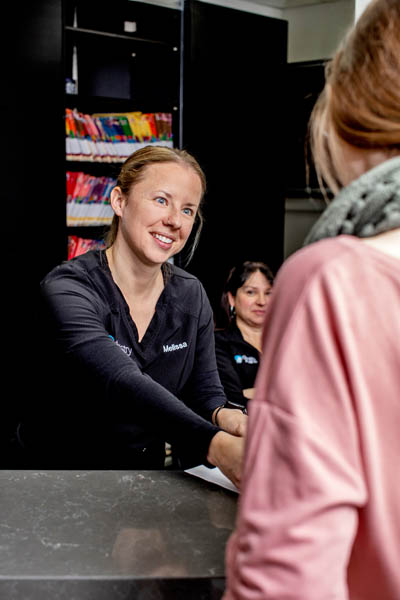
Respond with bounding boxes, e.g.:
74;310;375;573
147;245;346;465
215;261;274;410
22;145;247;487
109;162;201;274
106;146;206;266
103;148;209;342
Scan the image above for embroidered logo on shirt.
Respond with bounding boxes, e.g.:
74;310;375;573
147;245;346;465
234;354;258;365
163;341;188;353
109;335;132;357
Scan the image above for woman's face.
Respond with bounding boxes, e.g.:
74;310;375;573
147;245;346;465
228;270;272;328
111;162;202;267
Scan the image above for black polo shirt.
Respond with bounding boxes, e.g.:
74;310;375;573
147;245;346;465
24;250;225;468
214;322;260;410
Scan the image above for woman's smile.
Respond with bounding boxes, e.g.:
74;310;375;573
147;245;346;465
151;232;175;248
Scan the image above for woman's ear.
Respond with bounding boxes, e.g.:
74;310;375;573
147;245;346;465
110;186;125;217
227;291;235;309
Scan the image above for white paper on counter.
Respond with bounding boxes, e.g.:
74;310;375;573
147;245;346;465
184;465;239;493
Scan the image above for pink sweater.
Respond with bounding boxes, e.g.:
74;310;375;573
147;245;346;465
224;235;400;600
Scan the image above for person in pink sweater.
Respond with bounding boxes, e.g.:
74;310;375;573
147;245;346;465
223;1;400;598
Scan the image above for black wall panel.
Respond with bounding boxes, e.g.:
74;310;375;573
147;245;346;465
1;1;65;450
181;0;287;324
2;2;65;307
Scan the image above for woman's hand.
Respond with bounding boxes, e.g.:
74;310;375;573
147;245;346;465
213;407;247;437
207;431;245;489
243;387;255;400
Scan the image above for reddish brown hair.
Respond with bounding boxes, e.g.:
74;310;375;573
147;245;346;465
310;0;400;194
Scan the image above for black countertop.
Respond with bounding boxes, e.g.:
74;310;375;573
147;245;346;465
0;470;238;599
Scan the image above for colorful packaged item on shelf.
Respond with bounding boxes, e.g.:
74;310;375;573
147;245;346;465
66;171;116;226
65;109;174;162
68;235;107;260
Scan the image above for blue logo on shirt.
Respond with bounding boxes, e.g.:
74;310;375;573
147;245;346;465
109;334;132;357
234;354;258;365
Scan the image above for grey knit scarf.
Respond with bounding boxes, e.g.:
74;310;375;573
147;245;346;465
304;155;400;246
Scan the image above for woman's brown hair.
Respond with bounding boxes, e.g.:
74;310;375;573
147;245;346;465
309;0;400;194
106;145;206;264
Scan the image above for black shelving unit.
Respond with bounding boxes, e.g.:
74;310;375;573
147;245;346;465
63;0;182;255
67;224;111;240
65;159;121;176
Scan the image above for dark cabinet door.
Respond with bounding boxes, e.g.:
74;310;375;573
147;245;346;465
181;0;287;322
4;0;66;283
2;0;66;424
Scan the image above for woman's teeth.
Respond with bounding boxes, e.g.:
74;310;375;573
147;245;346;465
153;233;173;244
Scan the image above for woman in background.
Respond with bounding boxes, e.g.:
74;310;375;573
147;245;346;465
223;0;400;597
215;261;274;410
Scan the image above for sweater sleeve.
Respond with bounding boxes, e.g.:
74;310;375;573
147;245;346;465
214;332;248;408
40;269;220;463
223;245;368;600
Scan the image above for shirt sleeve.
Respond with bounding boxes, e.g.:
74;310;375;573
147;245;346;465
40;269;220;463
223;247;368;600
215;333;248;408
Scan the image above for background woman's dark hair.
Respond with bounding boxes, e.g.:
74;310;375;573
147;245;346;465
220;261;274;325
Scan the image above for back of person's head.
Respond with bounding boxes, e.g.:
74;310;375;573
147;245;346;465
106;145;206;263
310;0;400;193
221;261;274;323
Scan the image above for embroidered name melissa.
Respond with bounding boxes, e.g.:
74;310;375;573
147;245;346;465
163;341;188;353
234;354;258;365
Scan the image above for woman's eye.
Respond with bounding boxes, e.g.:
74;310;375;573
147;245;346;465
155;197;167;205
246;290;254;296
182;207;193;216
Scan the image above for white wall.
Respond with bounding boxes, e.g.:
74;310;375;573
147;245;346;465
199;0;282;18
130;0;283;17
128;0;182;9
355;0;371;20
284;0;354;62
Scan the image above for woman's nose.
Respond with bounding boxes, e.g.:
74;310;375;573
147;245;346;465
256;293;266;305
164;209;182;229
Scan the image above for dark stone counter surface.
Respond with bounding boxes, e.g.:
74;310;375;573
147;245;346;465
0;470;238;599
